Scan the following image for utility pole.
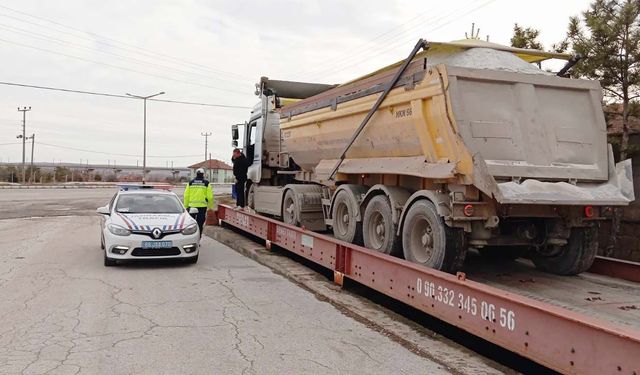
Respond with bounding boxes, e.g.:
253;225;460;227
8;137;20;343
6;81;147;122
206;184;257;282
17;106;31;184
201;132;212;162
201;131;212;180
126;91;165;184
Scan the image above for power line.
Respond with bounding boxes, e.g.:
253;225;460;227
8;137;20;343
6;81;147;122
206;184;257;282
0;81;252;109
0;141;210;159
307;0;497;82
0;4;252;81
306;0;493;81
0;22;251;87
35;141;202;158
293;0;479;79
0;37;249;95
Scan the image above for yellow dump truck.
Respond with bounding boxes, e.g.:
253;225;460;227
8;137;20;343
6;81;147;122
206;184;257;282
231;39;635;275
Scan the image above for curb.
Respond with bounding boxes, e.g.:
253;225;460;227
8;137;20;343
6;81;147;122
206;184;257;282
205;225;509;375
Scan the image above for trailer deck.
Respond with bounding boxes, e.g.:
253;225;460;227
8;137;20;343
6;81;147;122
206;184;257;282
217;204;640;375
465;254;640;330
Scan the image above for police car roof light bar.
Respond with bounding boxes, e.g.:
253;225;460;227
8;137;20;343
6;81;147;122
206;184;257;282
117;183;173;191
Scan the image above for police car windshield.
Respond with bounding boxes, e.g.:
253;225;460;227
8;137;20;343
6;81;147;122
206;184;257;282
115;194;183;214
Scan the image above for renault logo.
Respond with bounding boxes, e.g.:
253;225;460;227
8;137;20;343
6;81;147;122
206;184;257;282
152;228;162;239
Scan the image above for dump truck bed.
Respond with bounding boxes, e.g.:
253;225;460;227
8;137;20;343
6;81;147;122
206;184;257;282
278;47;633;205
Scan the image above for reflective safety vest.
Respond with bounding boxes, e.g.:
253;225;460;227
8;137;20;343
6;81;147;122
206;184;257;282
184;178;214;209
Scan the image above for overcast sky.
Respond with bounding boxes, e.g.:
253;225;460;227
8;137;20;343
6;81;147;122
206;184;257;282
0;0;592;168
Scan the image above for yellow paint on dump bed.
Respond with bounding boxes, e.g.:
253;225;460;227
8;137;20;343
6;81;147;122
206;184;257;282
280;65;474;182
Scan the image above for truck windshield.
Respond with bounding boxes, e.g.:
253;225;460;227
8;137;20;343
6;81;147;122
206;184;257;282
115;194;184;214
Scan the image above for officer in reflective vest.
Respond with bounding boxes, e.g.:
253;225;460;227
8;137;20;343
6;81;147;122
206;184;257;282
183;168;214;236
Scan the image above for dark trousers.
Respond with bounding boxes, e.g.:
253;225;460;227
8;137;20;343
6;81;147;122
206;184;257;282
235;180;246;207
195;207;207;235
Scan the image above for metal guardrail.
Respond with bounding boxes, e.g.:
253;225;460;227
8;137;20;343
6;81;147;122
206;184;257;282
589;256;640;283
218;204;640;375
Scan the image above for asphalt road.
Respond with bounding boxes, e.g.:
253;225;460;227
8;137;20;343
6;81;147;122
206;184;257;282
0;187;232;220
0;214;456;374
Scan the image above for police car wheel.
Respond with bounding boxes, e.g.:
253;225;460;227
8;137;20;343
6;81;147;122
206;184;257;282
104;252;116;267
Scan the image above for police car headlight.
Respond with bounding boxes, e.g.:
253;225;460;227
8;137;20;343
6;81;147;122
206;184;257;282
108;224;131;236
182;223;198;235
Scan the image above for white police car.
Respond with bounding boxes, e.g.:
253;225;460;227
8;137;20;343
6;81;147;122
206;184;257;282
97;184;200;266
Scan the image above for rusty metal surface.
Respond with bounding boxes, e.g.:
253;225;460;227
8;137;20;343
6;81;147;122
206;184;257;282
465;254;640;330
589;255;640;284
218;205;640;375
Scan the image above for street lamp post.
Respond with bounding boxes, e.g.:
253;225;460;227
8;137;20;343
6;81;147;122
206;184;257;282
27;134;34;183
126;91;164;184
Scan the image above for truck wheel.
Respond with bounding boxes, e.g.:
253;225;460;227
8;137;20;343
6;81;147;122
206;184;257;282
531;227;597;275
402;200;467;273
246;183;255;209
332;190;363;244
282;189;299;226
363;195;401;255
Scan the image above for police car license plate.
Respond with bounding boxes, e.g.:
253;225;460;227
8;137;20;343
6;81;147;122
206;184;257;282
141;241;173;249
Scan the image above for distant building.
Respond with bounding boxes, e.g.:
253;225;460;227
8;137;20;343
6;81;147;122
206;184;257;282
188;159;234;183
0;162;190;183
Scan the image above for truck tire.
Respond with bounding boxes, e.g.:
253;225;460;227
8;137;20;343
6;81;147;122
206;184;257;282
282;189;299;226
246;183;255;210
363;195;401;255
531;227;597;275
332;190;363;244
402;200;467;273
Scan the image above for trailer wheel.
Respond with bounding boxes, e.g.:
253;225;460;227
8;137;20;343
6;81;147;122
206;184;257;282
402;200;467;273
531;227;598;275
363;195;401;255
282;189;299;226
332;190;363;244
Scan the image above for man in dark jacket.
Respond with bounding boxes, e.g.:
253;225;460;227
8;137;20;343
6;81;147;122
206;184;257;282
232;148;249;208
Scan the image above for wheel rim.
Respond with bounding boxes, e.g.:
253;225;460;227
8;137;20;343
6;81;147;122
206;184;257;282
283;194;296;224
408;216;434;263
334;201;350;237
366;211;386;250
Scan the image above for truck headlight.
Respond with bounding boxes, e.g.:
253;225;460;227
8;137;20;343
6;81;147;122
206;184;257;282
182;223;198;235
108;224;131;236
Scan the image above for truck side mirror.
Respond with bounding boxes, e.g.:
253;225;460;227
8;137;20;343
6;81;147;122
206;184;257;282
231;124;239;141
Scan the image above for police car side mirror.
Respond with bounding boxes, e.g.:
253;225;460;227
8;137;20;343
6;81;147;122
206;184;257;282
97;206;110;216
188;207;199;215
